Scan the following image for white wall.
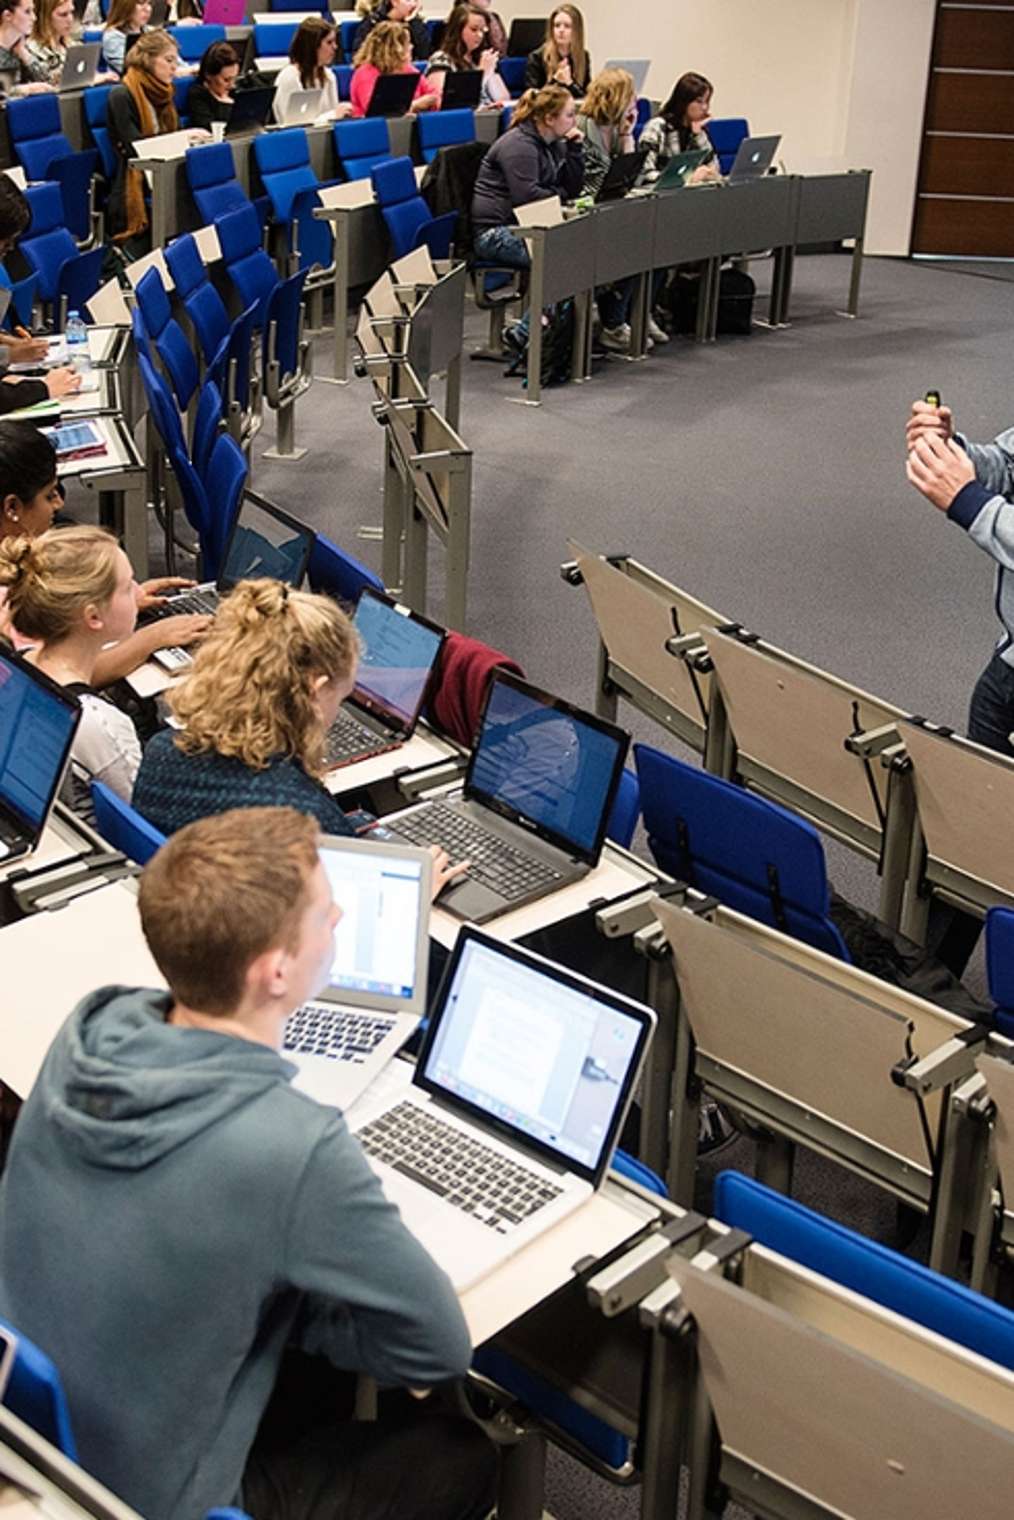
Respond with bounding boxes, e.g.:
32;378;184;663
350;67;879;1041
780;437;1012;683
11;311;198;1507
496;0;937;254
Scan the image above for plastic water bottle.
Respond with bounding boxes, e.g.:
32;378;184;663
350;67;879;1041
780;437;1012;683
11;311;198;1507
65;310;88;368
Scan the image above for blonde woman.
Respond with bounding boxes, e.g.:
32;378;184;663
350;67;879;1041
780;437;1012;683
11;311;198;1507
350;19;440;116
523;4;588;99
0;526;142;821
23;0;76;84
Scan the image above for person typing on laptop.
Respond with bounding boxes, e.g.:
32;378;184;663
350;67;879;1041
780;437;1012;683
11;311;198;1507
349;21;441;117
0;805;497;1520
272;17;353;126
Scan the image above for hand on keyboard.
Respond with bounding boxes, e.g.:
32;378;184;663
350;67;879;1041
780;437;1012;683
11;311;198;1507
135;577;196;614
429;844;469;901
153;612;213;651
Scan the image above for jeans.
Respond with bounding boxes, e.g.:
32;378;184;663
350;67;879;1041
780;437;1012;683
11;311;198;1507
597;278;635;330
475;225;532;339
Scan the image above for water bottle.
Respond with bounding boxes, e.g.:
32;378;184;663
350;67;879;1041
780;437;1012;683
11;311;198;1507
65;310;88;369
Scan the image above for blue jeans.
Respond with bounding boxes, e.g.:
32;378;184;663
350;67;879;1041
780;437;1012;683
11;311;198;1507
475;225;532;338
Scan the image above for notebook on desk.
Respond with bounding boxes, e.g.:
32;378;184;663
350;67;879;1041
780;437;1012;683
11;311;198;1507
284;834;432;1109
0;649;81;865
384;669;628;923
58;42;101;91
350;926;655;1290
324;590;445;769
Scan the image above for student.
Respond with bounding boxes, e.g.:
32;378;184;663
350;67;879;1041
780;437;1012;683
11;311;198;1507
0;0;55;91
426;3;508;107
352;0;432;64
468;0;506;58
186;39;240;131
0;180;80;408
24;0;89;85
0;526;144;819
100;0;150;76
472;82;583;268
523;4;589;99
349;19;440;117
272;17;352;124
0;804;498;1520
638;70;720;182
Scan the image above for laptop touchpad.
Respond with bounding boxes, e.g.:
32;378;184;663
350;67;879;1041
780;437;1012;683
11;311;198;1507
438;878;504;922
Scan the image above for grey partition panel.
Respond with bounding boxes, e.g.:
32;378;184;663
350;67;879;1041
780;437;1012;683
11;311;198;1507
58;93;88;153
535;218;597;305
388;116;415;159
593;196;657;285
475;110;501;145
716;175;795;255
651;185;722;266
795;171;871;244
347;203;390;285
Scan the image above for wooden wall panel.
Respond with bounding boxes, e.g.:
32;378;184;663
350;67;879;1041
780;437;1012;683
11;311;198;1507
924;69;1014;134
919;135;1014;196
912;196;1014;256
935;8;1014;69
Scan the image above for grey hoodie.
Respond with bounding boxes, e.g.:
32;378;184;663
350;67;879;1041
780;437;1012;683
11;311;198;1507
0;987;471;1520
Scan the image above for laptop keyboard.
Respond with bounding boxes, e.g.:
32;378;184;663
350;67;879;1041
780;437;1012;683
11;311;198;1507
394;802;564;902
284;1002;397;1064
324;711;395;766
358;1100;564;1232
149;589;220;620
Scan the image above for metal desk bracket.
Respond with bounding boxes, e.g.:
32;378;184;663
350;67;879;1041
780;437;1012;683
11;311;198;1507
892;1026;990;1098
585;1213;708;1318
395;756;466;801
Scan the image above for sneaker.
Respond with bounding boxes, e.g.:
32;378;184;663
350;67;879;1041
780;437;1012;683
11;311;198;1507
502;323;527;357
599;323;631;353
647;315;670;345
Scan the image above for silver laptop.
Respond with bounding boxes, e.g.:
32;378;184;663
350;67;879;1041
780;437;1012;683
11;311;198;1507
350;927;655;1291
59;41;101;91
603;58;649;97
727;133;781;182
283;834;433;1109
324;590;445;769
278;87;323;126
0;648;81;865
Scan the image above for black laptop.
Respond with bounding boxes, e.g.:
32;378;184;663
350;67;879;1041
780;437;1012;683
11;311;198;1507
507;17;545;56
440;69;482;109
366;72;421;117
596;148;649;204
226;85;275;137
384;669;629;923
0;648;81;864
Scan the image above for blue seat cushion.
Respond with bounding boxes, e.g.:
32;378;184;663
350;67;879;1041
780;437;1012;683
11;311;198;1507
987;908;1014;1033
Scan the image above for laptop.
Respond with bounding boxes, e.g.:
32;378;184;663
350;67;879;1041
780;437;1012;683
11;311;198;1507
283;834;432;1109
440;68;482;109
226;85;275;136
350;926;655;1290
148;493;314;671
595;147;648;204
58;42;101;91
324;590;445;769
278;87;323;126
203;0;246;21
727;133;781;182
384;669;629;923
655;147;711;191
506;17;545;56
366;71;419;118
0;648;81;864
602;57;649;97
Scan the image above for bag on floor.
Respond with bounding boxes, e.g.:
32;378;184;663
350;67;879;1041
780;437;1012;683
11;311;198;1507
668;266;756;336
505;298;576;388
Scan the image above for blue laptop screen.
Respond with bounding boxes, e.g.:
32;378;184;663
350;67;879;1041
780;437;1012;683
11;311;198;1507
0;654;77;836
468;678;624;856
220;499;310;590
352;594;443;728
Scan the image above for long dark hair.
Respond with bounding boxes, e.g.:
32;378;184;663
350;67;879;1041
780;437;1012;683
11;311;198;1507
196;39;238;85
289;15;338;88
661;70;712;150
0;421;57;511
439;3;486;67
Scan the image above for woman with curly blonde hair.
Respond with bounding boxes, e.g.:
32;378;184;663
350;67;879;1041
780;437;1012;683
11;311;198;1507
349;18;440;116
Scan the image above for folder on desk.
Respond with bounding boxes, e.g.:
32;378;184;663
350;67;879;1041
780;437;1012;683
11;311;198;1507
133;130;195;161
317;180;375;211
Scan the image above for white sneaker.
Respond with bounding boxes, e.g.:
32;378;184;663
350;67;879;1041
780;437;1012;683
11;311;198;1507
599;323;632;353
647;315;670;345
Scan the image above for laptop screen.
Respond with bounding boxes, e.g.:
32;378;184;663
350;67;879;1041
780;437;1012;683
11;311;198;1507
351;592;444;734
418;930;653;1183
219;494;313;592
0;651;79;847
317;835;431;1013
467;672;628;863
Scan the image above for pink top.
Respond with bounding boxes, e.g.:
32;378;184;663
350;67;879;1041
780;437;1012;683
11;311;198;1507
349;62;440;119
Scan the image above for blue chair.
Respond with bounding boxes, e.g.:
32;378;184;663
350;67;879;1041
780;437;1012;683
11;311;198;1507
634;743;849;960
605;769;640;850
252;128;336;273
217;200;281;325
5;95;98;244
416;108;476;165
90;781;166;866
185;141;267;230
202;429;249;570
497;56;526;95
0;1315;77;1459
333;62;354;102
172;22;226;61
633;97;650;142
192;374;225;484
164;233;258;435
83;84;116;180
713;1169;1014;1370
370;156;456;259
706;117;750;176
254;20;299;60
986;908;1014;1038
134;267;200;412
174;74;194;122
333;116;392;181
0;264;37;331
308;532;384;604
19;184;103;326
338;18;358;56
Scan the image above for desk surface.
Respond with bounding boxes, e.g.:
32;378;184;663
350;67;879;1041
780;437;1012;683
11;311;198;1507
0;808;98;884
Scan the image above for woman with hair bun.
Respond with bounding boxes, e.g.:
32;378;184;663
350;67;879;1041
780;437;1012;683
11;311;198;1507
0;525;143;820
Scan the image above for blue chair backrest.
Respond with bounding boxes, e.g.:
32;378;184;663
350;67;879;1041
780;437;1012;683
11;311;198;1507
164;231;207;300
264;266;308;379
0;1315;77;1459
334;116;391;180
185;140;253;225
497;55;526;94
192;373;224;483
338;18;358;55
370;154;417;207
987;908;1014;1038
202;431;248;576
21;182;78;302
307;531;384;604
217;201;278;324
605;768;640;850
135;266;199;409
371;155;443;258
634;743;849;960
83;84;116;178
332;62;353;101
254;20;298;55
0;264;37;330
705;117;749;175
173;22;225;61
252;126;316;221
173;74;193;120
5;94;70;178
714;1170;1014;1372
633;96;650;141
416;107;476;163
90;780;166;865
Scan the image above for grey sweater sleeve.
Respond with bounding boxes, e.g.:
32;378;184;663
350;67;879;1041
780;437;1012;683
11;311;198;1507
950;426;1014;569
285;1116;472;1385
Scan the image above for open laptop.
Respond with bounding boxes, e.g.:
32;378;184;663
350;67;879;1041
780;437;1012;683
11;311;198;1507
603;57;649;96
324;590;445;769
0;648;81;864
148;494;314;671
203;0;246;22
283;834;432;1109
226;85;275;137
506;17;545;56
366;71;419;117
384;669;629;923
350;926;655;1290
278;87;323;126
655;147;711;190
59;42;101;91
596;147;648;204
440;68;482;109
727;133;781;182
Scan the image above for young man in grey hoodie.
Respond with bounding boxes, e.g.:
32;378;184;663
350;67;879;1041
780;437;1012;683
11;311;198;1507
0;806;496;1520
